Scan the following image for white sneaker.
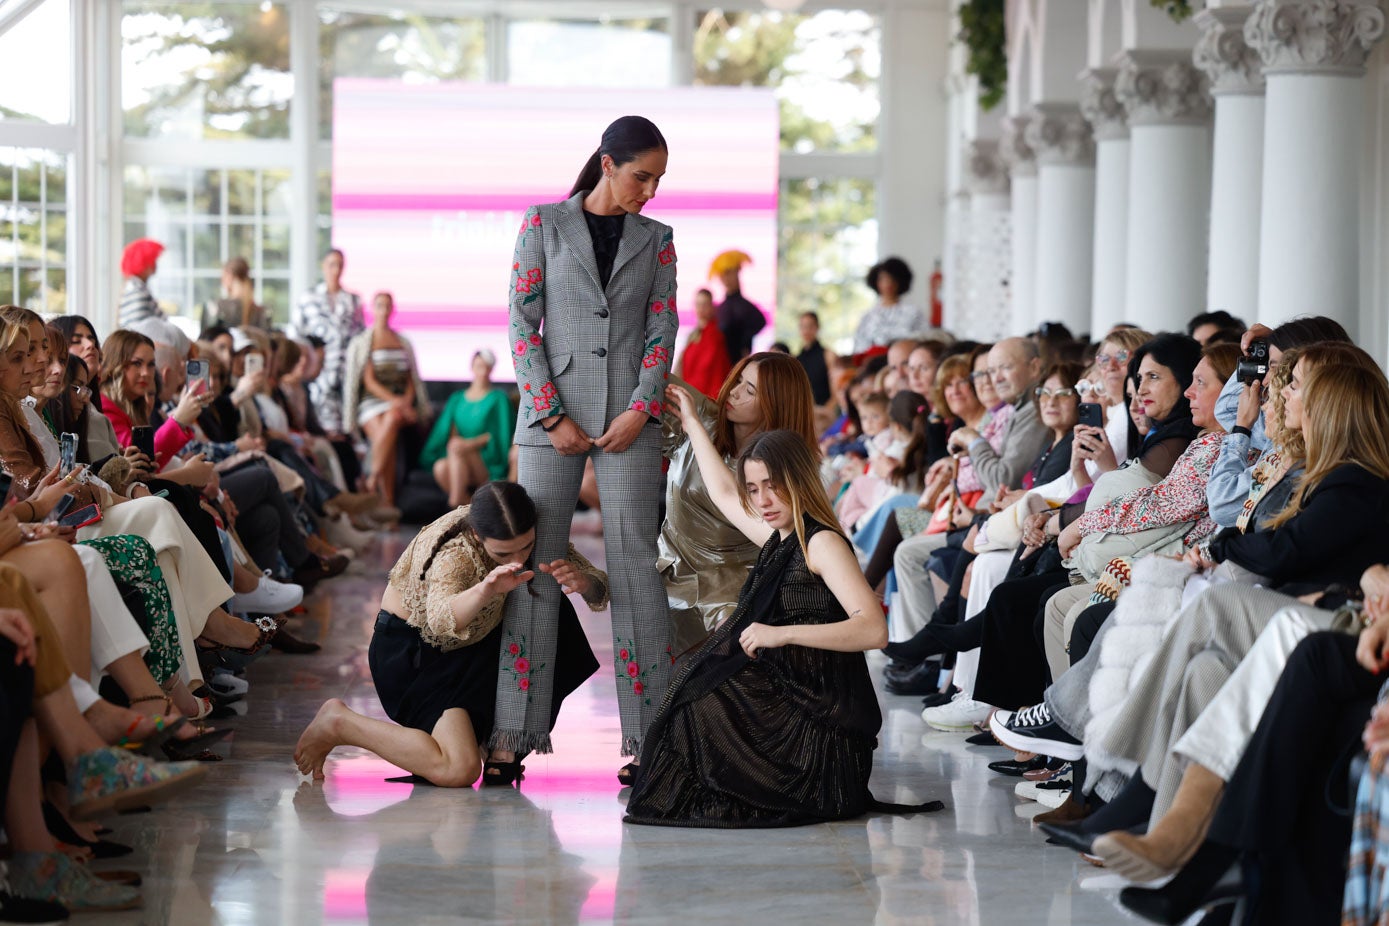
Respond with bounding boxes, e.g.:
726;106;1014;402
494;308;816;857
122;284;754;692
231;573;303;614
1015;780;1044;801
922;692;992;732
1035;787;1071;810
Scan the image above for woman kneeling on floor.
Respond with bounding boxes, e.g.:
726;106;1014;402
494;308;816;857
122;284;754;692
294;482;601;786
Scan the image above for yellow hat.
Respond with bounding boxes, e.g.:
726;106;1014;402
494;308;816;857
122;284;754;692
708;250;752;279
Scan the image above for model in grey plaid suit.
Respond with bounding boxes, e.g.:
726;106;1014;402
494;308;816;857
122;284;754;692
493;190;679;758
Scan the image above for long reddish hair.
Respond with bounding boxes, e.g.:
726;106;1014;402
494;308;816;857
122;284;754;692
712;352;818;459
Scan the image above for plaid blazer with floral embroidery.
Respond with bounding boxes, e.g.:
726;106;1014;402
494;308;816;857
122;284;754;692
507;191;678;446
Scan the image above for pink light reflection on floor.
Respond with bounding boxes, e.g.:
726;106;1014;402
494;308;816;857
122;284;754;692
322;867;370;922
322;758;416;818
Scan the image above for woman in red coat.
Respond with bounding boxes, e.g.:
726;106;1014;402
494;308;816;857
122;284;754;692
676;288;730;399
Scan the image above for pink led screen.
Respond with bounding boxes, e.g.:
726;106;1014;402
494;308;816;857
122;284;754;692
331;81;780;381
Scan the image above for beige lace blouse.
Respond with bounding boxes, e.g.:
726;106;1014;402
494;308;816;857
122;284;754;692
387;506;609;651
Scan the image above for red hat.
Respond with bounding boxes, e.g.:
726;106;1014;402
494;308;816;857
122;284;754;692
121;238;164;277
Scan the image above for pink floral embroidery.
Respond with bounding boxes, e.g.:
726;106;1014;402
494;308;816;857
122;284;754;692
526;267;542;283
657;240;676;265
632;400;646;412
540;382;556;398
614;637;657;705
516;279;532;295
531;213;541;226
523;383;532;391
514;339;528;357
503;632;543;699
633;681;644;696
649;400;663;417
652;300;665;314
619;648;630;661
532;395;552;412
626;661;640;678
528;333;542;346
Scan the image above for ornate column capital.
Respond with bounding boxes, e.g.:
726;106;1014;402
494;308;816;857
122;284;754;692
1245;0;1387;76
1000;114;1037;178
1115;49;1213;127
1080;67;1129;141
1023;103;1095;167
964;140;1010;196
1194;6;1266;95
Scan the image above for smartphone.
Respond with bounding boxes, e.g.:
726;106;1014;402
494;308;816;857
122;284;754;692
244;353;264;376
58;503;101;529
44;493;75;525
131;426;155;461
186;359;211;390
1077;403;1105;430
0;472;11;508
59;432;78;475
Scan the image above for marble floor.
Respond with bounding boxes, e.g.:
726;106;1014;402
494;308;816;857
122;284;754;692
94;528;1147;926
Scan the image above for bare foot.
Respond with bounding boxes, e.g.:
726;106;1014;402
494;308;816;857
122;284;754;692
294;699;345;780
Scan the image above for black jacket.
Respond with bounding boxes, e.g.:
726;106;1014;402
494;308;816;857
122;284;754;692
1209;463;1389;597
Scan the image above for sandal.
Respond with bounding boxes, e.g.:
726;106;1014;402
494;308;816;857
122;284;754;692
481;753;527;787
161;727;231;762
196;616;277;658
617;762;639;787
121;697;188;759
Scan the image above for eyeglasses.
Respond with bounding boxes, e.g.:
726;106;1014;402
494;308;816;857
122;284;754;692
969;370;991;382
1075;379;1105;398
70;384;91;400
1095;350;1131;367
1034;387;1076;399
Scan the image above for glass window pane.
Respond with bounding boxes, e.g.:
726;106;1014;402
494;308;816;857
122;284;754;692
45;156;66;202
123;2;291;140
262;170;290;217
17;266;40;310
44;268;66;315
0;268;13;304
192;275;222;311
192;223;221;268
260;278;288;324
0;0;71;125
694;9;880;153
44;208;66;262
191;169;221;217
778;177;877;351
317;9;487;140
227;170;257;216
228;223;256;263
262;222;290;269
508;18;670;87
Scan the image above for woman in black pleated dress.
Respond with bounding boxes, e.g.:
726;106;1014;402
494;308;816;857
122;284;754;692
624;388;943;827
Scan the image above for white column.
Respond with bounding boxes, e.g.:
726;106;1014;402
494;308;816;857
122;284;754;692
1246;0;1385;331
1025;103;1096;334
1080;67;1131;336
1001;115;1037;337
1115;50;1213;334
1194;6;1265;324
289;0;320;313
960;140;1014;341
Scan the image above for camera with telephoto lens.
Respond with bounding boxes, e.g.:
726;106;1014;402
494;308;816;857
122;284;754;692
1236;339;1270;385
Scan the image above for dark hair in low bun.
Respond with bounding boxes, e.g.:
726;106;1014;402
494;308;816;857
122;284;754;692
569;116;668;198
416;482;538;583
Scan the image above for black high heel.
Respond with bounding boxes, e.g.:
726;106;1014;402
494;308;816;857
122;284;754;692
482;753;527;786
617;762;639;787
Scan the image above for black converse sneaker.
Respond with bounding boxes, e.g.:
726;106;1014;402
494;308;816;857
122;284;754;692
988;702;1084;761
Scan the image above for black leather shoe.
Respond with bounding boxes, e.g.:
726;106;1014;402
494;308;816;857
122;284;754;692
966;730;1003;746
883;661;926;686
884;661;941;695
1038;820;1095;855
921;689;956;709
988;755;1051;777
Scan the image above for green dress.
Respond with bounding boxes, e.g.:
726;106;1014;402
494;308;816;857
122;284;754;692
421;388;514;482
80;535;183;685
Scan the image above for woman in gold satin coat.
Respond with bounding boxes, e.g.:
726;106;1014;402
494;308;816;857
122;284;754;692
658;352;819;653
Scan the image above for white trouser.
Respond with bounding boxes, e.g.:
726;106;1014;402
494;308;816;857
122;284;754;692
892;531;950;639
71;545;149;679
1043;584;1093;684
953;551;1012;698
1173;603;1340;780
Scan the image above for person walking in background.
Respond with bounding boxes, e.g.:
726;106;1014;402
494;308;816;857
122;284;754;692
674;288;730;399
422;348;516;505
118;239;166;328
711;249;764;363
291;248;364;436
854;256;926;353
494;115;678;785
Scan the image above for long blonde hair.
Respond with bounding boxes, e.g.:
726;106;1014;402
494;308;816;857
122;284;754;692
1266;348;1389;529
1263;347;1303;462
736;429;843;559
